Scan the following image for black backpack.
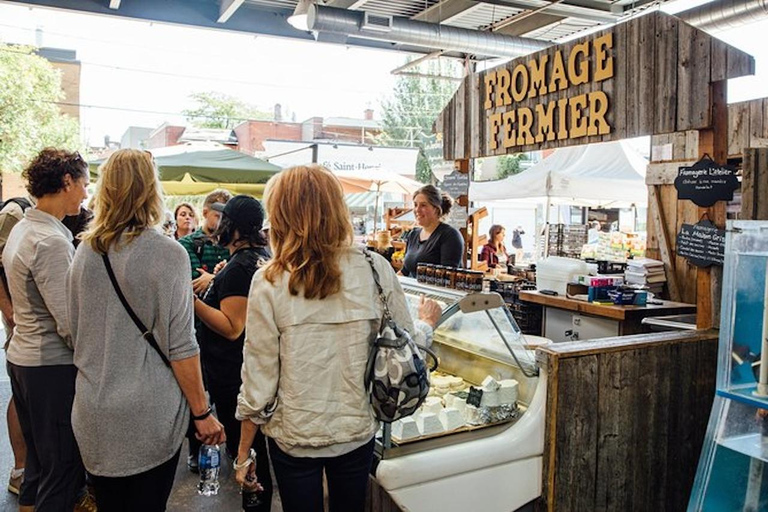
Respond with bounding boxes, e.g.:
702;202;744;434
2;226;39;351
0;197;32;213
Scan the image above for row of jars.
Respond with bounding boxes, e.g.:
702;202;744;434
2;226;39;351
415;263;485;292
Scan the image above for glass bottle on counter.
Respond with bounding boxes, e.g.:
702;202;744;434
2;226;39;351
454;269;466;291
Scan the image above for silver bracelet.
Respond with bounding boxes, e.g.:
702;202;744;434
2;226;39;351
233;448;256;471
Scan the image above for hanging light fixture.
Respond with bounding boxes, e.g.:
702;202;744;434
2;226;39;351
288;0;313;31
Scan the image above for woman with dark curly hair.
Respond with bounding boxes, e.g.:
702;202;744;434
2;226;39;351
2;148;90;512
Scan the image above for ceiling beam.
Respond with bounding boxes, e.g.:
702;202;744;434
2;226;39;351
412;0;476;23
482;0;619;23
218;0;245;23
108;0;121;9
495;12;565;36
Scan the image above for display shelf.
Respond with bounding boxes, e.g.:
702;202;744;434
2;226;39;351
717;433;768;464
716;387;768;411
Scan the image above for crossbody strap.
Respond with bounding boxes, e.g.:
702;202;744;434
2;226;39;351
102;253;171;368
362;248;393;324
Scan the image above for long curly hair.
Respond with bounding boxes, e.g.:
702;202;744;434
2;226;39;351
81;149;164;254
263;165;353;300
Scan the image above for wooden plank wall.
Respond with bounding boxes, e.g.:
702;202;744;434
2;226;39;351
539;330;718;512
646;132;700;304
742;148;768;220
728;98;768;158
439;11;754;160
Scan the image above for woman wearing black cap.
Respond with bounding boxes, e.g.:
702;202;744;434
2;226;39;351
193;194;273;510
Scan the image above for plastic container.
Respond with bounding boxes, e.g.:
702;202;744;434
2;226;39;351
536;257;590;295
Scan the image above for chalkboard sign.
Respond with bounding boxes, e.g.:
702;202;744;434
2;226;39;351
446;206;468;230
674;156;739;207
441;171;470;201
676;219;725;267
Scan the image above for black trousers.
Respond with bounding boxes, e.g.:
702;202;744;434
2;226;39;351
268;437;375;512
208;377;273;510
7;362;85;511
88;448;181;512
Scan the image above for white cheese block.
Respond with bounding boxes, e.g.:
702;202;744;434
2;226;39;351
416;412;445;435
480;388;500;407
422;396;444;415
431;375;452;388
447;376;465;390
498;379;519;404
391;417;421;440
481;375;501;391
463;404;483;425
439;407;465;431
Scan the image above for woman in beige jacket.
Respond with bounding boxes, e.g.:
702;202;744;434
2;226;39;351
234;165;440;512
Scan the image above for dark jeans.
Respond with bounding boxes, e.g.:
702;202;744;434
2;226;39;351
7;362;85;511
208;377;273;510
268;437;375;512
88;448;181;512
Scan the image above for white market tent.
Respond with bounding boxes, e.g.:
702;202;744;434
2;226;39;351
470;140;648;208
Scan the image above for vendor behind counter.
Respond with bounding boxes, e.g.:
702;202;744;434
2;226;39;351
401;185;464;277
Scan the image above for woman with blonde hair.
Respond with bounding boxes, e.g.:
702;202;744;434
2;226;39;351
234;165;440;512
66;149;224;511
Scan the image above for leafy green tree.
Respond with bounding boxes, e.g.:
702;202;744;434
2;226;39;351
496;153;528;179
0;44;81;174
378;59;461;183
182;91;271;129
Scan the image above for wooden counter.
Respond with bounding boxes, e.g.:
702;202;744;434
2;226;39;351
519;291;697;339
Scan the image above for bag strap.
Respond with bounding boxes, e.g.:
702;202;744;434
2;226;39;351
102;253;171;368
362;248;393;324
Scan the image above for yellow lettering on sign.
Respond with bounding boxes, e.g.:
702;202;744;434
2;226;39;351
557;98;569;139
516;107;535;145
496;69;512;107
511;64;529;103
594;33;614;82
489;113;502;150
587;91;610;135
568;42;589;85
502;110;517;149
550;51;568;91
534;101;557;143
484;72;497;110
569;94;589;138
528;55;548;99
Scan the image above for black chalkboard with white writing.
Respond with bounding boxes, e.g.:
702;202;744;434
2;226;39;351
441;171;470;201
676;220;725;267
674;156;739;207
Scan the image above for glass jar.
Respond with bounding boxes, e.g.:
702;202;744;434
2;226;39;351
434;265;446;287
444;267;456;288
425;264;435;286
454;269;466;291
471;271;484;292
416;263;428;283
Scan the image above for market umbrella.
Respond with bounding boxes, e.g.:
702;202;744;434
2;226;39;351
334;170;422;233
89;142;281;196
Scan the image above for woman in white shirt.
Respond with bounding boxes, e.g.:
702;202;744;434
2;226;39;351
234;165;440;512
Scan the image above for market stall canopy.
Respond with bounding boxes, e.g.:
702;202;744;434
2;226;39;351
470;141;648;208
89;143;281;196
334;169;422;195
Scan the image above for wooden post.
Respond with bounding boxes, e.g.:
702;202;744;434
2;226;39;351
696;80;728;329
454;159;471;268
742;148;768;220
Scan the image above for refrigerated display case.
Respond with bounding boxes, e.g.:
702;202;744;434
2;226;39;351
689;221;768;511
372;277;547;512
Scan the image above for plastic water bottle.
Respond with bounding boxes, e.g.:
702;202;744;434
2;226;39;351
197;444;221;496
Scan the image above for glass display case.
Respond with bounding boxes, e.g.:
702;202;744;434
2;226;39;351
689;221;768;511
371;277;547;512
